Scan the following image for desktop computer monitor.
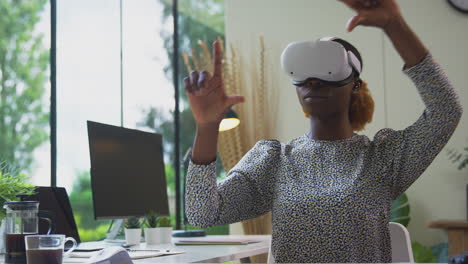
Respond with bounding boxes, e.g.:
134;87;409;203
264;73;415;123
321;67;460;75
87;121;169;220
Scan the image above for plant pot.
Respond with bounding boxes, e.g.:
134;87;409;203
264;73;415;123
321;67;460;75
124;228;141;246
144;228;160;245
158;227;173;244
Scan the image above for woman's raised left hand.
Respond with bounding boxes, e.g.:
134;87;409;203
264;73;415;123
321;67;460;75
338;0;403;32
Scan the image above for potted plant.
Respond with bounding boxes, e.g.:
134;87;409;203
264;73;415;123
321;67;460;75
143;210;159;245
0;166;36;253
447;147;468;170
157;216;173;244
124;216;141;246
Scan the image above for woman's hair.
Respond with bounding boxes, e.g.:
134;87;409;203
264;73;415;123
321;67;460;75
332;38;374;131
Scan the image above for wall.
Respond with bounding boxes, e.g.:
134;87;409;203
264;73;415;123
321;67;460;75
226;0;468;247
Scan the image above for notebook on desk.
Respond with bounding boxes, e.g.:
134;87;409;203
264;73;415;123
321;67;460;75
175;238;260;245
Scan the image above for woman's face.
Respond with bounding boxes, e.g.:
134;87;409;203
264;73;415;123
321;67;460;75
296;77;359;119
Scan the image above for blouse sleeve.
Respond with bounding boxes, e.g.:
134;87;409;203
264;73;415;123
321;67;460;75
373;53;463;200
185;140;281;228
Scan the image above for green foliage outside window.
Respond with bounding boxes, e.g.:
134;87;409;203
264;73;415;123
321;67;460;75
139;0;229;236
68;171;110;242
140;0;226;169
0;0;50;174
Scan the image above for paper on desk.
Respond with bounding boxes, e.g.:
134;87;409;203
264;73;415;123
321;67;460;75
69;252;96;258
63;257;88;263
68;248;185;260
128;249;185;260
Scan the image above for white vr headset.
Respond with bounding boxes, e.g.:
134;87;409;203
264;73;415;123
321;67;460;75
281;37;362;86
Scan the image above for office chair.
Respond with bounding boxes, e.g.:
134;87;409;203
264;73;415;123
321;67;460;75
389;222;414;263
267;222;414;263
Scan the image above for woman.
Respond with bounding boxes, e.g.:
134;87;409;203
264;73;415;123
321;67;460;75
183;0;463;263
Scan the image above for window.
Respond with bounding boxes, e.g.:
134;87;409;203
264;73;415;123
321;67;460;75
122;0;176;228
57;0;121;241
2;0;229;240
0;0;51;187
170;0;229;235
57;0;177;241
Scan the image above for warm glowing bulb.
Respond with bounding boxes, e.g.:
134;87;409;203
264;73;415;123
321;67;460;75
219;118;240;132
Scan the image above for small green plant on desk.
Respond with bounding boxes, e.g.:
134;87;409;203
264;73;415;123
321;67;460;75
125;216;142;229
157;216;173;244
124;216;141;246
158;216;172;227
143;210;158;228
143;211;159;245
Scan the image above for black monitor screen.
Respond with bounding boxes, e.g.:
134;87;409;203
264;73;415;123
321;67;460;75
87;121;169;219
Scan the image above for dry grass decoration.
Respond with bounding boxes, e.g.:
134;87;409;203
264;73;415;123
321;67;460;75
182;36;276;263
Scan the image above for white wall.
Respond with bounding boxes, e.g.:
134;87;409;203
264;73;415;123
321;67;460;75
226;0;468;247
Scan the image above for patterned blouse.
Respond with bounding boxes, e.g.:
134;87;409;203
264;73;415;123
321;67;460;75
185;53;463;263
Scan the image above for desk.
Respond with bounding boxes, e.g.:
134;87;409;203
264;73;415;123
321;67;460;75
0;235;270;263
134;235;271;263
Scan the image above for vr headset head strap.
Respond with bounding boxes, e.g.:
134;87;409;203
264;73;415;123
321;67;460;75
319;36;362;75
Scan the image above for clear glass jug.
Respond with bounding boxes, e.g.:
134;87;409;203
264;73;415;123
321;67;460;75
3;201;52;264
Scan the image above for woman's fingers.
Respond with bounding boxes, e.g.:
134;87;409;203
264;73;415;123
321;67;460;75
190;71;199;92
339;0;362;11
340;0;382;10
362;0;383;8
340;0;398;31
198;70;210;88
362;0;376;8
186;70;215;97
184;77;193;93
212;40;223;86
225;95;245;107
197;70;212;96
346;15;365;32
185;40;226;99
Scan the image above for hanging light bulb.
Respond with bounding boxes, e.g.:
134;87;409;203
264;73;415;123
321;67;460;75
219;109;240;132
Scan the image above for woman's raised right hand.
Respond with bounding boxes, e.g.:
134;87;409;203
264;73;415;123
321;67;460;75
184;41;245;127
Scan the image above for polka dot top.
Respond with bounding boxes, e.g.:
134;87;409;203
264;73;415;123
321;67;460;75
185;53;463;263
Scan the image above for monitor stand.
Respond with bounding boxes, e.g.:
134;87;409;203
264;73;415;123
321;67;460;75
75;219;125;250
105;219;124;241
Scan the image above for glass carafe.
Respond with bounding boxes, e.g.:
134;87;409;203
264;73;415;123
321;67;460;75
3;201;52;264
